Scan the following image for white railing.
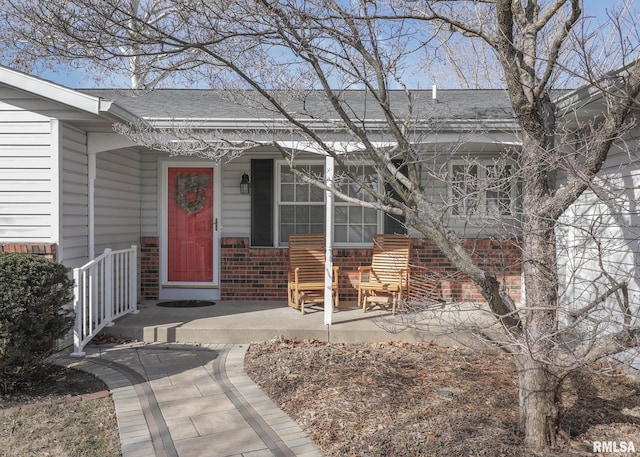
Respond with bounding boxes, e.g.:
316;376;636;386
71;245;138;357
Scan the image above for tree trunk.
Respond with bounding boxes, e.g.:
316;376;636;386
515;355;562;449
516;122;564;448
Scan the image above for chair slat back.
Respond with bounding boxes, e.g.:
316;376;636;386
289;234;325;283
370;234;410;283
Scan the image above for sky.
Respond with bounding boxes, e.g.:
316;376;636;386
34;0;621;89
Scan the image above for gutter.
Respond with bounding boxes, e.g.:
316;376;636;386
145;116;520;132
98;98;140;124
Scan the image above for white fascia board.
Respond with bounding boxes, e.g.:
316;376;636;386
553;60;640;113
146;117;519;132
0;66;102;114
147;117;305;130
418;131;522;145
555;85;604;114
0;66;138;123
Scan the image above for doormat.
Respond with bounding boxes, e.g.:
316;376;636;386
157;300;216;308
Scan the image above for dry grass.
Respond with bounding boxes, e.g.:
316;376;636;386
0;364;120;457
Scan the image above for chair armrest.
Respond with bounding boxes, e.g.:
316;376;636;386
290;267;301;283
400;268;410;297
358;265;372;282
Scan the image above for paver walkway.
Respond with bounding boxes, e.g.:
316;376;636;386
52;343;324;457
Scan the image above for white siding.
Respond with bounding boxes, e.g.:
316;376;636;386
222;154;253;238
220;146;519;243
141;151;160;236
141;151;254;238
0;95;55;241
140;145;520;242
61;125;89;268
94;148;142;253
559;133;640;332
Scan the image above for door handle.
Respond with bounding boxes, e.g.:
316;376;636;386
214;218;218;231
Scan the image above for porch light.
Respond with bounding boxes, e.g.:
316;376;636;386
240;172;251;195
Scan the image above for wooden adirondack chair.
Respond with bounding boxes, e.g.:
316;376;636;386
287;234;339;314
358;234;411;313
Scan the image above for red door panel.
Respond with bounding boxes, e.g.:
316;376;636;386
167;167;214;282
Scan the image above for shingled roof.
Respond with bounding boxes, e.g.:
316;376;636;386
81;89;516;124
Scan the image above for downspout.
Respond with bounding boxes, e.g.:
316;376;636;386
88;152;96;259
324;155;334;328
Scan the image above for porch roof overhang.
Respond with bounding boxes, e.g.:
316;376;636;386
139;116;522;153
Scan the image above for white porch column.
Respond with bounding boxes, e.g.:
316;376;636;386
324;156;335;327
88;152;97;260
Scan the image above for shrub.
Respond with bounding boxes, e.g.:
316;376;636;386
0;253;74;383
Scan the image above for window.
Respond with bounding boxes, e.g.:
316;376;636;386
451;163;480;216
334;165;379;243
449;159;518;217
278;163;325;244
277;162;382;245
486;163;515;216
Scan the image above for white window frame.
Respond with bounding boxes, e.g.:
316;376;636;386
275;160;384;247
276;160;326;246
448;158;519;218
333;163;383;246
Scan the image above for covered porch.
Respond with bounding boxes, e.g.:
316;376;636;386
99;299;483;346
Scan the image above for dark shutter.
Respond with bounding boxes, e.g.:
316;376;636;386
251;159;274;246
384;161;408;235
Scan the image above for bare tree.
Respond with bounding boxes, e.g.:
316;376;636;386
6;0;640;451
2;0;210;88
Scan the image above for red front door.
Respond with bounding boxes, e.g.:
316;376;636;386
167;167;214;282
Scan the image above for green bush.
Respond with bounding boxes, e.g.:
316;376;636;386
0;253;74;382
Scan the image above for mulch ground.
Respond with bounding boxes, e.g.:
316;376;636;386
244;338;640;457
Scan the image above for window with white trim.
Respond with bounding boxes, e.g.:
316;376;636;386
278;163;325;244
277;162;382;245
449;159;518;217
334;165;379;243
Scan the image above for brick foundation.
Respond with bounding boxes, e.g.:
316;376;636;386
139;236;522;303
410;238;522;303
1;243;57;261
220;238;289;299
219;237;522;303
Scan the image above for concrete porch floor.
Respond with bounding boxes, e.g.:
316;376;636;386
102;300;468;345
